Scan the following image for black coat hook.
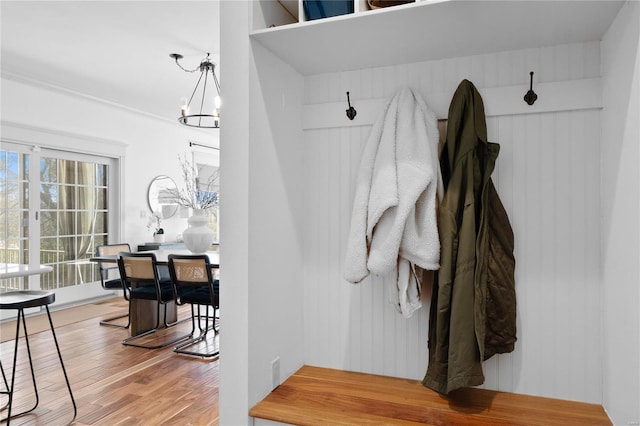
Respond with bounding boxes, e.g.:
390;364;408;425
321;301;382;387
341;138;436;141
524;71;538;105
346;92;357;120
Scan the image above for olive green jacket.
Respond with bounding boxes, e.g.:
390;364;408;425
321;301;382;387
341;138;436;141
422;80;516;395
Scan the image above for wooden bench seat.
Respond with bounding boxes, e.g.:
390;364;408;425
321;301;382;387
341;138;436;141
250;365;611;425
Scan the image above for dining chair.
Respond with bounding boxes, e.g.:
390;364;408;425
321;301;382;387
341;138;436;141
168;254;220;358
95;243;131;328
117;252;191;349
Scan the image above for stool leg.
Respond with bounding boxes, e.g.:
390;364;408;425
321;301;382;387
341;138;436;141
1;361;10;410
44;305;77;425
1;308;40;425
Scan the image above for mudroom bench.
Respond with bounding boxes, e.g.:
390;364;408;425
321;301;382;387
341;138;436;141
250;365;611;425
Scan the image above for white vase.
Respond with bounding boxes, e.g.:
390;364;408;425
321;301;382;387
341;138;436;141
182;209;215;254
153;233;165;243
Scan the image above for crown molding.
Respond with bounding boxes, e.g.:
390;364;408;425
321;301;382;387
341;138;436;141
1;119;128;158
1;69;175;125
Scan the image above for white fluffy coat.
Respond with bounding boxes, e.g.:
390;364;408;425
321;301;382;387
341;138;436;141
343;88;442;318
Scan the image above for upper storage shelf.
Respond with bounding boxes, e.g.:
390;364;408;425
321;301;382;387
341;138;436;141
250;0;624;76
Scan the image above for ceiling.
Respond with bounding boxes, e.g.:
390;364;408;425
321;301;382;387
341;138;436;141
1;1;220;123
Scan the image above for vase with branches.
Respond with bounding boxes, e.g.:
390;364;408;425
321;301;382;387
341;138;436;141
168;155;219;210
170;155;219;253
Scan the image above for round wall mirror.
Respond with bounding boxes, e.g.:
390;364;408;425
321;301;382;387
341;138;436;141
147;175;179;219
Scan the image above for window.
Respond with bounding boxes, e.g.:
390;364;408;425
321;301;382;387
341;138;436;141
0;149;29;292
1;143;117;301
39;157;108;290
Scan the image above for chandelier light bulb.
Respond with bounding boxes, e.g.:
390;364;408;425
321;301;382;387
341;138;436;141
214;95;222;109
180;97;189;117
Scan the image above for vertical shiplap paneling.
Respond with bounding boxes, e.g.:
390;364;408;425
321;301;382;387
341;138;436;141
427;58;446;97
302;126;315;364
303;128;323;367
537;112;558;395
524;47;542;85
555;44;571;82
568;109;602;403
326;126;339;368
540;46;557;83
583;110;602;403
405;61;421;92
343;126;362;371
525;111;544;396
313;125;333;363
359;67;374;100
382;64;397;96
583;41;601;80
469;53;484;85
511;112;535;391
302;66;322;372
336;126;350;369
569;43;587;79
568;110;586;400
302;42;602;404
554;110;573;399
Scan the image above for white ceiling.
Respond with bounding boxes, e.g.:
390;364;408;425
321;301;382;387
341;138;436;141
1;1;220;122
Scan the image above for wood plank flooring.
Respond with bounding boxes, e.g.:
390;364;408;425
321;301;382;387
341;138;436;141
3;298;613;426
0;298;219;425
250;365;612;426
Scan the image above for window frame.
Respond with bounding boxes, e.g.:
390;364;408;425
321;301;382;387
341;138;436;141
1;123;126;306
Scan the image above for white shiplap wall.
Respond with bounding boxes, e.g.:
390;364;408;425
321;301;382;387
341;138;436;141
302;42;603;403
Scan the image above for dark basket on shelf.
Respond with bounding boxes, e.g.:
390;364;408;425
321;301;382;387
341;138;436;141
303;0;354;20
368;0;414;9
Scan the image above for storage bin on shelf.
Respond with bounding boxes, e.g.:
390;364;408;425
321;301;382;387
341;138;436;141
303;0;353;20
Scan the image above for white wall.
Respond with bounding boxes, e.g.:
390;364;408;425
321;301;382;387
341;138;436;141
601;1;640;424
1;76;217;253
219;3;251;424
248;39;305;402
301;42;604;404
220;2;305;424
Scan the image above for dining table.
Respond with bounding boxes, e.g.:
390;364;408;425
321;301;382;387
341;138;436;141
89;249;219;336
90;249;219;266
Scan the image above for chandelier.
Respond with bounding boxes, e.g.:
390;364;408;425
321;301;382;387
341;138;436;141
170;52;221;129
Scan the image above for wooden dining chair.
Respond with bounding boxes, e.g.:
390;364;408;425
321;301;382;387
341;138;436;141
117;252;191;349
168;254;220;358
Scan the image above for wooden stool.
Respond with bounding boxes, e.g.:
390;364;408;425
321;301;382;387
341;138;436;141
0;290;76;425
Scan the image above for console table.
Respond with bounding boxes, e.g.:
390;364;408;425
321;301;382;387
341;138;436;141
137;242;186;252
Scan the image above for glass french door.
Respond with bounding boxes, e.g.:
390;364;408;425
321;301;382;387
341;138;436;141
1;141;118;305
0;144;31;293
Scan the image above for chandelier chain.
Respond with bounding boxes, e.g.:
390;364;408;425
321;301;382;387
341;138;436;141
173;52;214;73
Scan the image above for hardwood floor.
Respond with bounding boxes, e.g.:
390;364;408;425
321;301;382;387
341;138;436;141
2;297;615;425
0;298;219;425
